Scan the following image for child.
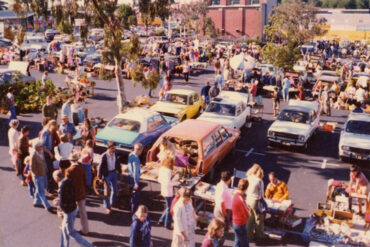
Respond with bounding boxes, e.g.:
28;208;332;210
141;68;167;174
130;205;152;247
23;156;35;198
272;86;280;117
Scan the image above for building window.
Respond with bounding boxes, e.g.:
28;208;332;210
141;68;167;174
250;0;259;4
231;0;240;4
212;0;220;5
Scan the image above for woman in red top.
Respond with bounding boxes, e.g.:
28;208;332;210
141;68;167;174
232;178;250;247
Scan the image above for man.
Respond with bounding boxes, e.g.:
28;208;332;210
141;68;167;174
200;81;211;106
54;170;93;247
98;141;121;214
209;82;220;101
41;120;56;194
42;96;58;120
41;71;49;87
6;87;17;125
214;171;233;246
215;70;223;89
61;98;73;120
265;172;289;201
30;140;53;213
127;143;143;214
59;115;77;144
66;154;89;235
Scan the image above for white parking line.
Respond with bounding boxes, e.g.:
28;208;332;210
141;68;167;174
321;159;327;169
245;148;254;157
235;149;266;156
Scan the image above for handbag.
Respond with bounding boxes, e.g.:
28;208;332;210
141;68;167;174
257;198;268;214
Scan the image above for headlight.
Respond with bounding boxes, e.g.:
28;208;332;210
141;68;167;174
268;131;275;137
342;145;350;151
299;135;305;141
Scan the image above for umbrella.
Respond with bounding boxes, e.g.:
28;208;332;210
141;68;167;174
229;53;256;71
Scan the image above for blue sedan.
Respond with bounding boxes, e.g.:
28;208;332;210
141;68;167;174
95;108;178;155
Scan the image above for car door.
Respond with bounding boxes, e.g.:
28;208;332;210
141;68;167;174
201;134;217;175
193;93;202;116
216;127;233;160
187;94;196;118
310;109;320;136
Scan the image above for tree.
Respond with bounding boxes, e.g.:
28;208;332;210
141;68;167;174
203;17;217;39
118;4;137;29
263;0;326;70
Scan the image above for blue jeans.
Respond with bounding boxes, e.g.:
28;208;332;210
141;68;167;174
233;223;249;247
104;171;118;208
282;87;290;101
6;105;17;125
256;95;263;105
28;181;35;197
33;175;51;210
159;196;173;228
82;164;92;186
60;208;93;247
128;177;140;213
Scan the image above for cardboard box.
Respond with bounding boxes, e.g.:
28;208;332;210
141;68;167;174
317;202;333;217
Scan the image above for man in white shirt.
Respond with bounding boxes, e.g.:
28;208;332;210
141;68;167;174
214;171;233;245
355;87;366;107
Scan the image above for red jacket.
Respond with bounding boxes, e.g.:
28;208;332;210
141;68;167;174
232;192;250;226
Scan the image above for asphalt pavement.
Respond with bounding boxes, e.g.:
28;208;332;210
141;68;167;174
0;66;369;247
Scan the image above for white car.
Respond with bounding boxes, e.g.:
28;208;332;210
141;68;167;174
21;37;48;51
267;100;320;151
339;113;370;162
197;97;250;129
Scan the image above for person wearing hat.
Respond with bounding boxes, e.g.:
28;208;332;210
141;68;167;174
97;141;122;214
66;153;89;235
30;140;53;213
59;115;77;144
8;119;20;168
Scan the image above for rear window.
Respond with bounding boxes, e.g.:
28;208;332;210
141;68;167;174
203;135;215;157
108;118;140;132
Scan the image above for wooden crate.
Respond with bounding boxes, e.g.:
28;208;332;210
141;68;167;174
317;202;333;217
331;210;353;228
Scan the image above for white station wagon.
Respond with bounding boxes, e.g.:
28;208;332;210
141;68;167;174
198;97;250;129
267;100;320;151
339;113;370;162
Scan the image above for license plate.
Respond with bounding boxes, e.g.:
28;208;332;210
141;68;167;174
282;142;291;146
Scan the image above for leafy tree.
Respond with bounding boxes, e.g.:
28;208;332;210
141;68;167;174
118;4;137;29
203;17;217;39
263;0;326;70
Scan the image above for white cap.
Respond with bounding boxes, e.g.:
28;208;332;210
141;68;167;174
33;140;44;149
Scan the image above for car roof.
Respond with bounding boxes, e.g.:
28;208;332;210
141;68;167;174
283;105;312;113
348;113;370;122
113;108;160;122
164;119;220;141
212;97;242;105
317;75;340;82
167;89;197;96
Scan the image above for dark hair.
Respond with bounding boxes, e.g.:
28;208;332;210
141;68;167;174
107;141;116;149
21;125;29;134
84;118;91;129
85;139;94;148
350;164;360;173
237;178;249;191
221;171;232;182
42;117;51;127
180;188;192;198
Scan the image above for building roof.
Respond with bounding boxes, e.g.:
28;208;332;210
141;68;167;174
164;119;220;141
0;11;34;20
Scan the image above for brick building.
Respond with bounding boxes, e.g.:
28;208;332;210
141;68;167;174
206;0;277;39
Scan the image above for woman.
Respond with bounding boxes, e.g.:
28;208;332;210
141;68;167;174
130;205;152;247
282;76;291;102
201;219;225;247
297;85;305;101
158;157;179;229
54;134;73;172
8;119;20;168
246;164;265;241
347;165;369;215
80;118;95;146
172;188;197;247
17;125;30;186
157;137;176;162
81;139;94;188
232;178;250;247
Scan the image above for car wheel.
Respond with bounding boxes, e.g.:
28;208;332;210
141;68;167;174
180;115;187;122
301;141;308;153
196;107;203;117
339;156;347;163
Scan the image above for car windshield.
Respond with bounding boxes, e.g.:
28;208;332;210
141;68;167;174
161;93;188;105
346;120;370;135
206;102;236;116
278;110;310;124
108;118;141;132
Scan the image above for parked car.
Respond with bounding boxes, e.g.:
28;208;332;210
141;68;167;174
95;108;178;157
312;74;341;97
198;97;250;129
150;89;204;121
0;61;35;85
21;37;48;51
146;119;240;176
338;113;370;162
267;100;320;151
44;29;60;42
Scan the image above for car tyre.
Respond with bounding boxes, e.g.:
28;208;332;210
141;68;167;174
180;115;187;122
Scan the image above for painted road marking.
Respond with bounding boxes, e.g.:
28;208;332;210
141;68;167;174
321;159;327;169
245;148;254;157
235;149;266;156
